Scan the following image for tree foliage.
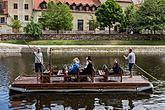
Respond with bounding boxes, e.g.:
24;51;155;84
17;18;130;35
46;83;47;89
137;0;165;34
95;0;124;34
24;20;42;39
10;19;22;33
120;5;137;33
41;1;73;33
88;15;99;32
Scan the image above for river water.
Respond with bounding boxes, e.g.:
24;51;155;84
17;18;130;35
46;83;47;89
0;52;165;110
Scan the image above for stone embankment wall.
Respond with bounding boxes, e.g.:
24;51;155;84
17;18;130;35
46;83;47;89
0;44;165;54
0;34;165;40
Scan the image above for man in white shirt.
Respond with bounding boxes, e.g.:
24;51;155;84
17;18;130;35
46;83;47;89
34;48;43;73
124;48;136;78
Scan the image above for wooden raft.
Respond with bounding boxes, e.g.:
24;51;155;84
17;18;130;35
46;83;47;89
10;75;153;92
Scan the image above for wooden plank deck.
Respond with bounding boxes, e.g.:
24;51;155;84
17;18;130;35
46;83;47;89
10;74;153;92
13;75;149;84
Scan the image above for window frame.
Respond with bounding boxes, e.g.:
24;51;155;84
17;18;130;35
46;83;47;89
24;4;28;10
24;15;29;21
14;3;18;9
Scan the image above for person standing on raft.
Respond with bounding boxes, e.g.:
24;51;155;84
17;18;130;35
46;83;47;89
34;47;43;73
123;48;136;78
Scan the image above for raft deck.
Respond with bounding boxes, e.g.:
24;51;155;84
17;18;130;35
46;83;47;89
10;75;153;92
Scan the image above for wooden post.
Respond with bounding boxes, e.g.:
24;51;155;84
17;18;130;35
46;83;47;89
78;69;80;82
63;69;67;82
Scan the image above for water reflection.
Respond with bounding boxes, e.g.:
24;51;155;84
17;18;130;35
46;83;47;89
10;93;150;110
0;62;11;110
0;86;11;110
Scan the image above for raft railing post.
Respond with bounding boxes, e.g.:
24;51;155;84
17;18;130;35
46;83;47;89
78;69;80;82
63;68;67;82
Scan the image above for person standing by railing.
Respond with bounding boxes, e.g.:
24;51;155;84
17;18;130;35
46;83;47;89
123;48;136;78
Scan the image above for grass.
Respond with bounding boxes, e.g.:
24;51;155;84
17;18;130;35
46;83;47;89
0;40;165;45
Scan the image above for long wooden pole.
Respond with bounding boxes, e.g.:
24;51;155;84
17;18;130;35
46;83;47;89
23;40;46;70
23;40;46;83
123;55;160;82
134;64;160;82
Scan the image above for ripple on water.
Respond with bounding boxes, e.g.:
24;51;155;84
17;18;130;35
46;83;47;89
0;63;10;86
0;86;11;110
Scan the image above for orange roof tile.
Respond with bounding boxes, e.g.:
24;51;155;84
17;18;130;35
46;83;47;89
33;0;101;10
33;0;132;10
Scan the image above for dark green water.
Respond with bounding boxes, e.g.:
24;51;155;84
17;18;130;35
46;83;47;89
0;52;165;110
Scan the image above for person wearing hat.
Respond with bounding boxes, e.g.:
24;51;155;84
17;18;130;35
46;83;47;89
82;56;94;75
34;47;43;73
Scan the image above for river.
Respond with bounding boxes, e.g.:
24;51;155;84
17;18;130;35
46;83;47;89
0;52;165;110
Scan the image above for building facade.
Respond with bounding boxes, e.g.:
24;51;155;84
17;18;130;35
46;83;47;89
0;0;132;33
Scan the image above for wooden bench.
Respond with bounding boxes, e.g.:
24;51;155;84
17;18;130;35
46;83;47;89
99;65;123;82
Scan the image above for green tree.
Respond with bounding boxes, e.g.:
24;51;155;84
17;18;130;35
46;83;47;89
24;20;42;39
95;0;124;34
120;5;137;33
88;15;99;32
41;1;73;33
10;19;22;33
137;0;165;34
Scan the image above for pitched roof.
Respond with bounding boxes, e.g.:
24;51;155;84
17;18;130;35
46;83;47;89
33;0;101;10
33;0;132;10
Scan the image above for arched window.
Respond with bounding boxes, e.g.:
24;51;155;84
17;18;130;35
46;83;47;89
90;5;96;11
78;3;83;11
71;3;76;10
84;4;89;11
39;1;47;9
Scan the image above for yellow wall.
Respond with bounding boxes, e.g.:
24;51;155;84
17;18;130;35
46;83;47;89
8;0;33;26
72;11;95;31
3;0;132;33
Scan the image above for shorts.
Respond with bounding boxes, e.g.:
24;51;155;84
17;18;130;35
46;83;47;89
129;63;134;72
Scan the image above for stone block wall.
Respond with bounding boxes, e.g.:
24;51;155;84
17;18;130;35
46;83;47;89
0;34;165;40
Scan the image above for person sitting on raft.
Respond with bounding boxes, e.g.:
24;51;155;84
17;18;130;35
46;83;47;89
82;56;94;75
112;59;121;74
68;57;80;78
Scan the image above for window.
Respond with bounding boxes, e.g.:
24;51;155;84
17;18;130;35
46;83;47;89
77;19;83;31
24;4;28;9
0;17;5;23
40;1;47;9
25;15;29;21
14;15;18;20
14;3;18;9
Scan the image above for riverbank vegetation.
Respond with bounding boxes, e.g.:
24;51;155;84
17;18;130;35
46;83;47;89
1;40;165;45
